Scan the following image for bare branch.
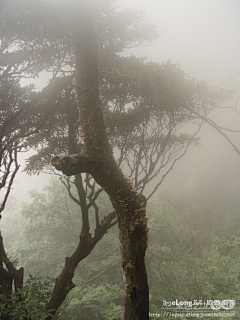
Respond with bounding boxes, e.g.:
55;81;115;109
101;70;240;155
0;148;20;214
146;126;202;201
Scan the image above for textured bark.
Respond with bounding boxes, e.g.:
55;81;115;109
0;266;14;297
0;231;24;296
50;154;97;176
51;153;150;319
51;2;149;319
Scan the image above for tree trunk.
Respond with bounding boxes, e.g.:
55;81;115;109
51;1;150;319
0;231;24;294
45;193;116;318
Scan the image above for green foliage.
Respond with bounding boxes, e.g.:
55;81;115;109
64;282;123;320
6;181;240;319
10;179;82;278
0;275;55;320
56;225;123;319
6;177;114;279
147;190;240;320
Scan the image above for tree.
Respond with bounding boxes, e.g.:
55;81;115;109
49;2;240;319
0;75;47;299
5;178;240;319
6;178;122;319
0;7;59;302
48;1;234;319
0;1;158;317
1;0;239;319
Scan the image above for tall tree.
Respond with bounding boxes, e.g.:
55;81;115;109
1;0;239;319
0;1;158;318
0;0;159;317
50;3;150;319
50;1;239;319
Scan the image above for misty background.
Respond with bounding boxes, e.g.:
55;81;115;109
7;0;240;205
1;1;240;318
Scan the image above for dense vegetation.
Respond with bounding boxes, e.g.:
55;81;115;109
2;177;240;319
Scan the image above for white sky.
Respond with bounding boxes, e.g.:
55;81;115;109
118;0;240;84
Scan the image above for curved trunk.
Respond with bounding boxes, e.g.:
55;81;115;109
51;1;150;319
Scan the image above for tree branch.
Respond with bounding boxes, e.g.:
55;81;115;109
101;70;240;155
50;154;98;176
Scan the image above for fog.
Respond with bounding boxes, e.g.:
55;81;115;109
1;0;240;318
120;0;240;83
7;0;240;203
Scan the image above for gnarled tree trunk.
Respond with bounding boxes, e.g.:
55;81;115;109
51;1;149;319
